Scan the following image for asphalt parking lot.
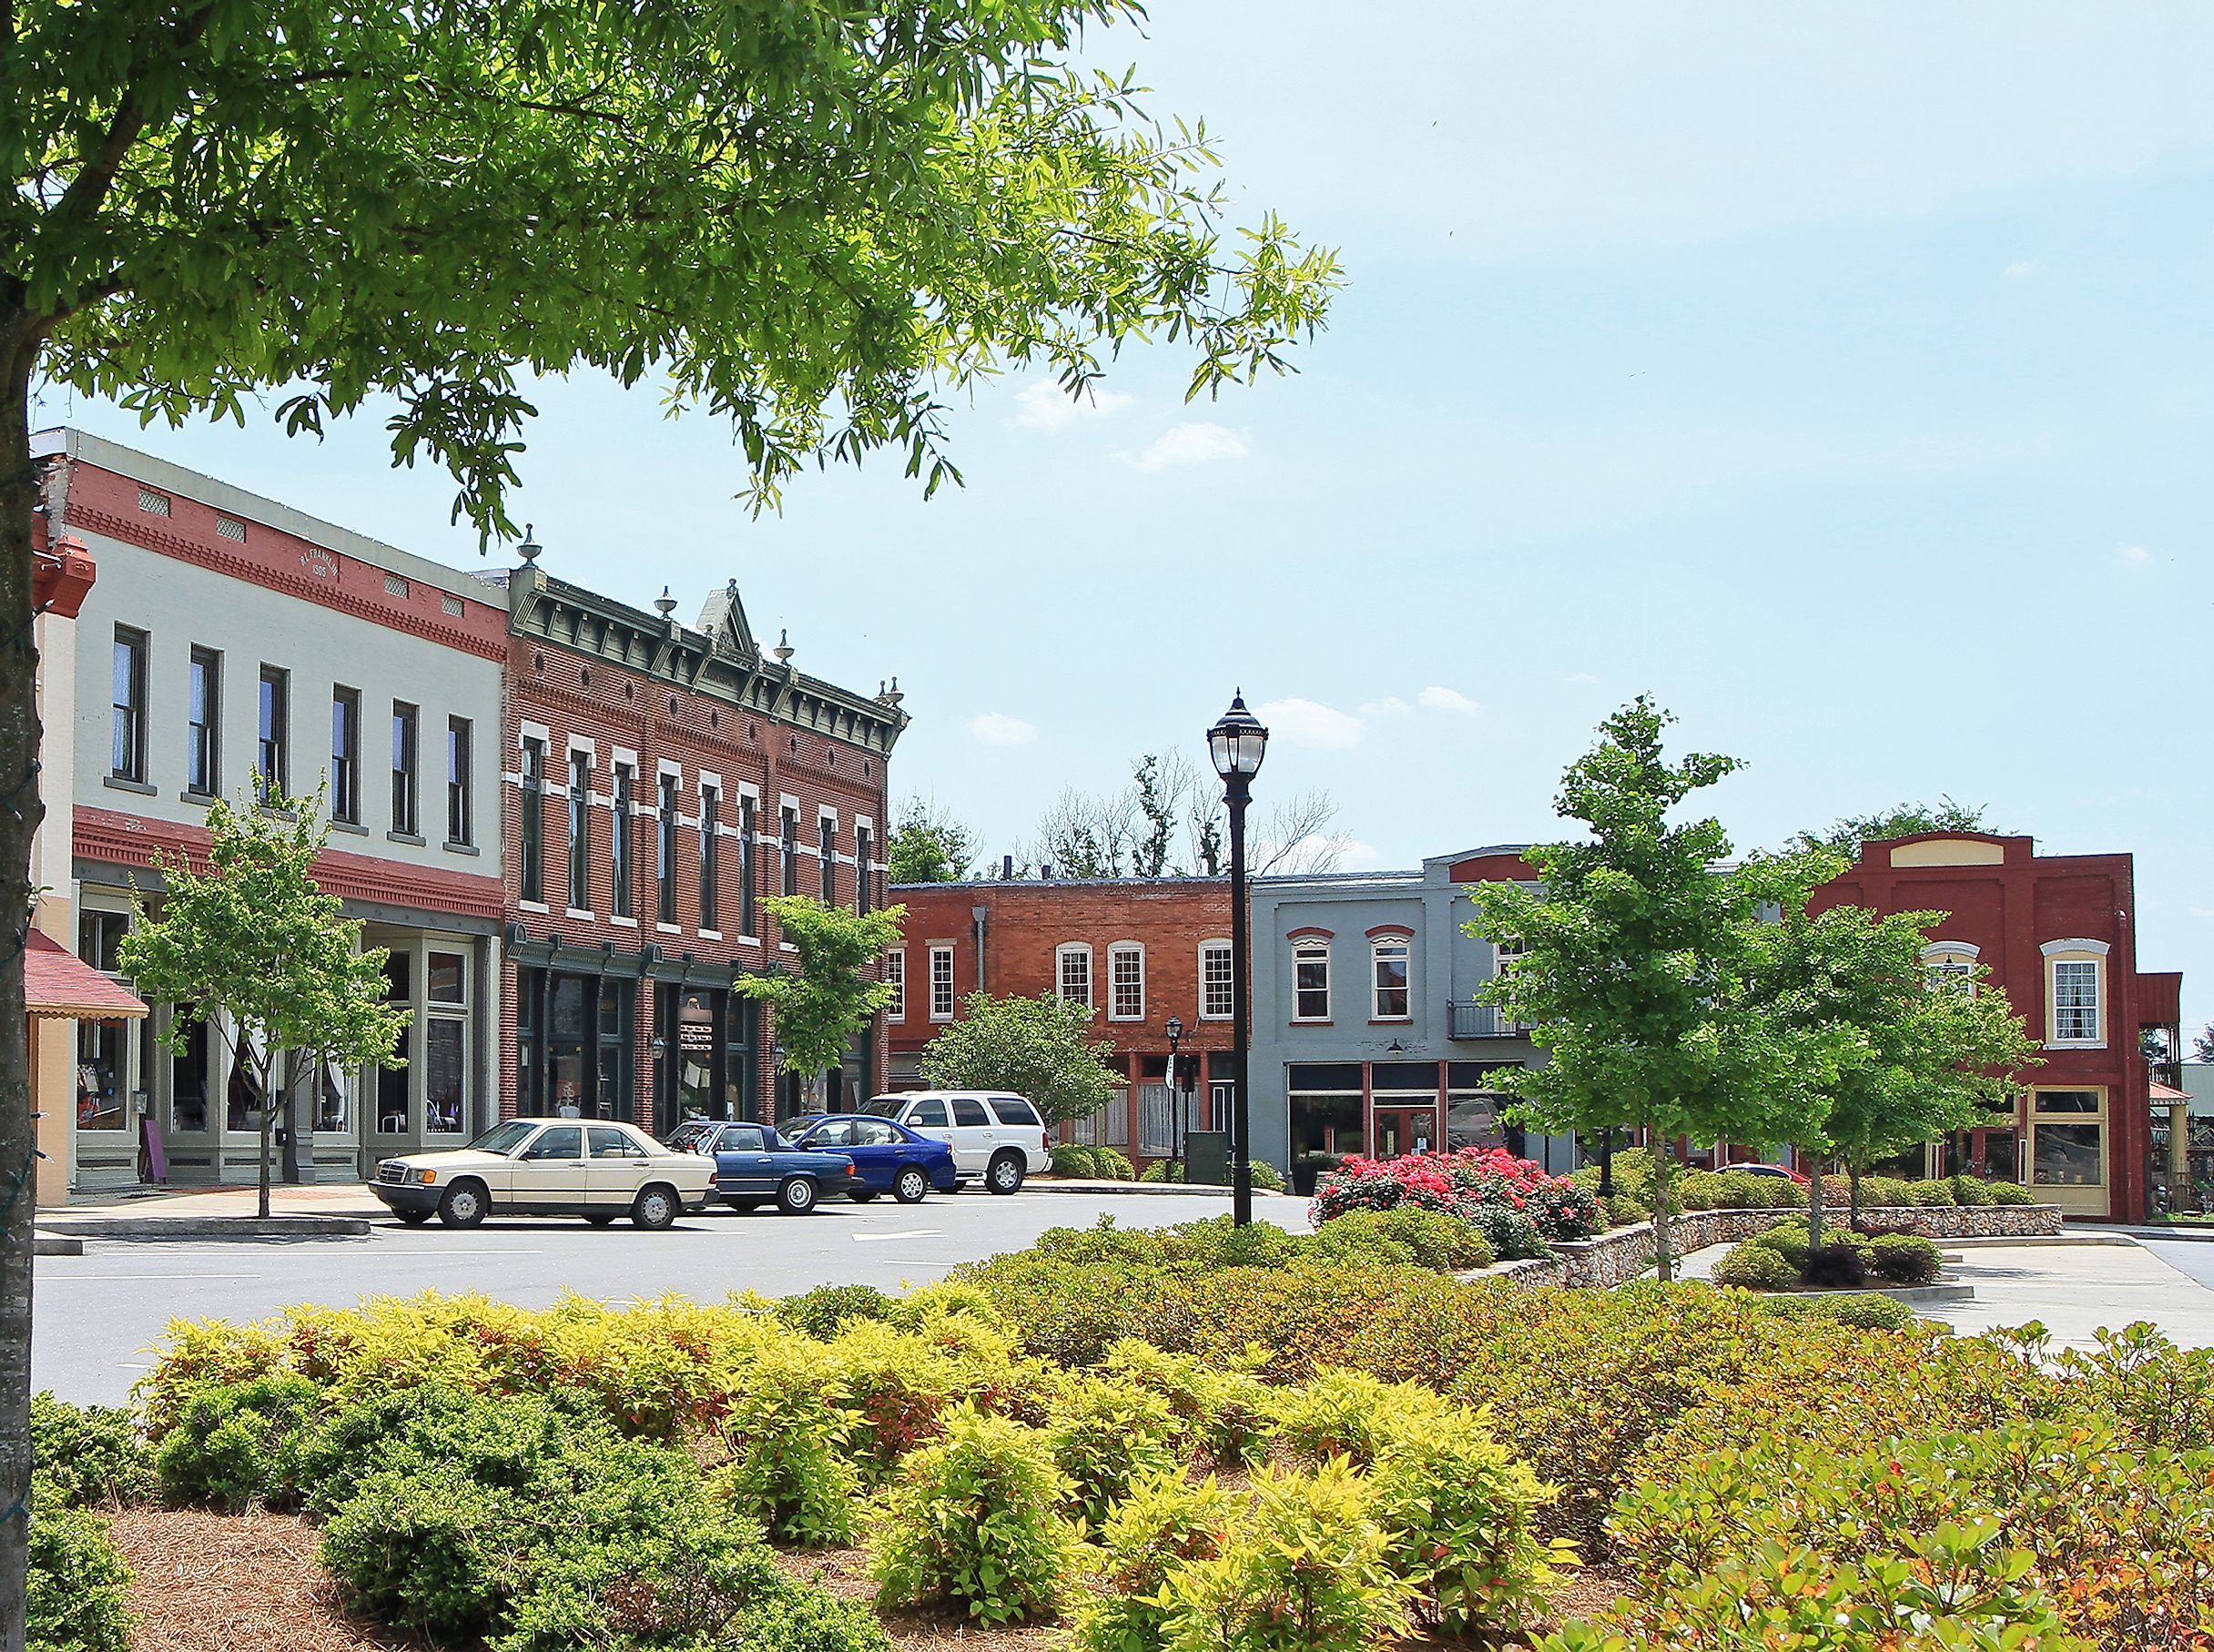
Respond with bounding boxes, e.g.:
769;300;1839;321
32;1189;1311;1406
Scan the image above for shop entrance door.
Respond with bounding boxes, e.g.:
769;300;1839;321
1372;1108;1438;1160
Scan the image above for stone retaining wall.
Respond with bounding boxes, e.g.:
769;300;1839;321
1483;1202;2065;1292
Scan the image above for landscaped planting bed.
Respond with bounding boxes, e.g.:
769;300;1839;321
27;1211;2214;1652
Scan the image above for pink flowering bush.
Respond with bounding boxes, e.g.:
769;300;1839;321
1311;1148;1603;1252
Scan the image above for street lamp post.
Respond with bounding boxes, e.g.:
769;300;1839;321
1165;1015;1184;1172
1208;693;1268;1227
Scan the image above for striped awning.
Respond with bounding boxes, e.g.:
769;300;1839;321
24;928;146;1021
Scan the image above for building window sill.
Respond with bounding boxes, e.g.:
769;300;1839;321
178;789;216;807
519;900;551;915
329;818;368;836
443;840;480;856
387;830;427;847
2043;1039;2107;1051
699;928;723;941
566;907;595;922
1369;1018;1414;1026
1292;1017;1333;1027
103;775;157;796
736;934;760;947
609;915;638;928
656;923;683;935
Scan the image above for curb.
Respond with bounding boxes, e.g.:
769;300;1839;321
33;1233;84;1257
37;1214;372;1242
1025;1181;1304;1199
2126;1226;2214;1246
1941;1232;2138;1250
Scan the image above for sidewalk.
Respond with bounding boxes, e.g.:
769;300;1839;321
45;1183;387;1221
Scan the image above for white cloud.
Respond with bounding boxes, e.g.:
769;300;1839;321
2003;258;2051;279
1417;685;1482;716
1255;697;1366;750
1359;695;1411;717
967;712;1038;747
1333;838;1386;871
2117;543;2151;565
1011;380;1133;432
1124;422;1251;472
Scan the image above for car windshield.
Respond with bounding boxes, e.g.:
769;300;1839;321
857;1096;903;1118
466;1120;537;1157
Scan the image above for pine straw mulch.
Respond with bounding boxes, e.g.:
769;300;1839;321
107;1508;408;1652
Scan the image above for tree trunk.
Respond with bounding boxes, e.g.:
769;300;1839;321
1848;1159;1864;1232
1649;1118;1676;1282
1806;1147;1826;1262
258;1047;274;1221
0;321;45;1652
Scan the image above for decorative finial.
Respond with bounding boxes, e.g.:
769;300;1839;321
517;522;542;563
655;586;677;617
773;627;795;664
881;674;903;708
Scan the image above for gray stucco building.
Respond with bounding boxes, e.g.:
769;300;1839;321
1248;845;1576;1184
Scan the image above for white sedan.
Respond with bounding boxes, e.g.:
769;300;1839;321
371;1118;714;1230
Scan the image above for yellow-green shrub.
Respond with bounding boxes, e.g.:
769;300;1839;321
1046;1373;1183;1527
1072;1471;1240;1652
713;1342;862;1546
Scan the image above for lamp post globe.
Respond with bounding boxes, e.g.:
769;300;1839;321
1208;693;1268;1225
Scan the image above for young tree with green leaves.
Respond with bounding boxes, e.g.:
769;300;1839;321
1793;799;1992;859
921;991;1121;1126
112;790;407;1222
1752;897;2040;1232
1465;700;1799;1281
737;897;906;1105
0;3;1336;1627
887;801;977;886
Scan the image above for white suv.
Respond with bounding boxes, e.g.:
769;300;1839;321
858;1091;1050;1193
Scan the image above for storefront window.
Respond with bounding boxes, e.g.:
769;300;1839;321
550;974;590;1117
425;1020;464;1134
229;1032;267;1130
76;1021;127;1130
169;1014;209;1133
374;954;412;1134
313;1055;349;1133
595;979;633;1121
2032;1122;2103;1186
428;951;464;1004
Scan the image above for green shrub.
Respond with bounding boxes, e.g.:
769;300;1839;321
1462;1201;1547;1261
1309;1207;1494;1272
27;1499;133;1652
1987;1180;2036;1206
1710;1241;1797;1291
1046;1373;1183;1527
1073;1471;1240;1652
1714;1170;1802;1210
1158;1461;1408;1652
870;1404;1077;1624
1904;1178;1958;1206
777;1283;902;1340
1801;1240;1870;1289
1270;1367;1410;1467
1949;1174;1996;1207
717;1349;864;1546
31;1394;153;1510
1137;1159;1179;1182
1749;1219;1810;1267
1244;1160;1285;1192
1857;1174;1914;1209
1868;1232;1944;1285
1752;1292;1917;1332
728;1585;897;1652
1093;1147;1137;1181
153;1373;324;1511
1051;1143;1102;1178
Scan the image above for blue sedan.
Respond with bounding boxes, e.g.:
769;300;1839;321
789;1114;960;1204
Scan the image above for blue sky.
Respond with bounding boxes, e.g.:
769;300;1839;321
40;2;2214;1032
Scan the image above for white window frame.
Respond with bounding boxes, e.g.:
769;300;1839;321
1057;943;1093;1009
2042;939;2108;1048
929;943;957;1021
1370;934;1412;1022
1200;938;1234;1021
1921;940;1979;995
1108;942;1145;1022
1292;940;1331;1024
885;948;907;1021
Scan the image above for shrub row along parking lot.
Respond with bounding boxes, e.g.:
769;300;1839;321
24;1209;2214;1652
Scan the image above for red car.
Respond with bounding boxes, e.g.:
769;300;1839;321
1716;1160;1812;1187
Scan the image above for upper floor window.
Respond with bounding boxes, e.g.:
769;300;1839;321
657;772;679;924
610;764;635;918
819;816;837;906
737;794;757;935
1201;940;1234;1020
110;626;147;783
186;646;220;797
699;783;720;930
1057;944;1093;1008
1371;935;1411;1020
780;806;799;897
445;717;472;846
1493;936;1531;1032
330;687;360;823
256;665;289;796
1293;941;1331;1022
856;826;873;915
1110;944;1145;1021
519;736;546;905
929;943;956;1020
391;702;420;836
885;948;907;1020
1922;941;1977;995
2043;940;2108;1046
567;751;592;911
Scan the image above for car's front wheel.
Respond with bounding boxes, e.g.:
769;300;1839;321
777;1176;818;1215
632;1184;680;1231
437;1181;488;1228
986;1150;1026;1195
894;1167;929;1204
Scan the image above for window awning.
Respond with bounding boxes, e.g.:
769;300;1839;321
23;929;147;1021
2151;1081;2191;1104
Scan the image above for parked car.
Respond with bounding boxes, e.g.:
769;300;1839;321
371;1119;712;1230
696;1120;863;1215
787;1114;960;1204
856;1090;1051;1193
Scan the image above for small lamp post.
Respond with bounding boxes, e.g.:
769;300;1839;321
1208;693;1268;1226
1165;1015;1184;1171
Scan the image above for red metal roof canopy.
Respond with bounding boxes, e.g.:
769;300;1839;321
24;928;146;1021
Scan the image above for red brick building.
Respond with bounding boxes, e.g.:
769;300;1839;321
1811;831;2182;1223
886;877;1236;1161
493;562;906;1133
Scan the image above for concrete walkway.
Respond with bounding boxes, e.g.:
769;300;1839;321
1677;1233;2214;1351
